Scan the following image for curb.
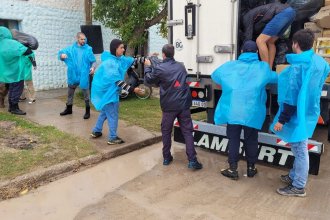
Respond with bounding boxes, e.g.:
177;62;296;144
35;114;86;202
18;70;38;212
0;135;162;200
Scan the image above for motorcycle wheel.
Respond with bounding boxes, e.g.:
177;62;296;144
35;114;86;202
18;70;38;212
135;84;152;100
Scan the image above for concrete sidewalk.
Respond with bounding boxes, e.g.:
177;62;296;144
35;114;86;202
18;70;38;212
0;88;162;199
17;88;162;154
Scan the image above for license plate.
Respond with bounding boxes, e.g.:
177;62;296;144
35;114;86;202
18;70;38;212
192;100;206;108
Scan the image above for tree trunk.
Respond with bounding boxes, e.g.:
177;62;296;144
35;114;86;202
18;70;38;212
84;0;92;25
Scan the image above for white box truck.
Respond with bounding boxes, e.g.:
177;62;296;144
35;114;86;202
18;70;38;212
167;0;329;175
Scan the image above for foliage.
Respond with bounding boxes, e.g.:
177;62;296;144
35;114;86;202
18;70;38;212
93;0;167;48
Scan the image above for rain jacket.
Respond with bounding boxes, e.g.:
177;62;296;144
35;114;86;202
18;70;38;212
91;53;134;111
271;50;330;142
58;42;96;89
211;52;278;129
0;27;28;83
144;58;192;112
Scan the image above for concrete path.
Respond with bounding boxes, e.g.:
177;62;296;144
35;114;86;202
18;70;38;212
17;89;161;153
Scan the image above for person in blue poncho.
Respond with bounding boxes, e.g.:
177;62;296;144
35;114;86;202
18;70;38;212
90;39;142;145
271;30;330;197
58;32;96;119
211;40;278;180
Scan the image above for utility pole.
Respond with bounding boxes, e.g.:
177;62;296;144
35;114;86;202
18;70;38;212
84;0;92;25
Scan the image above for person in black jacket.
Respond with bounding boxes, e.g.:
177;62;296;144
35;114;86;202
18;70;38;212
243;2;295;68
144;44;202;170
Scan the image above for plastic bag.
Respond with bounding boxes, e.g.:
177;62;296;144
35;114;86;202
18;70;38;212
11;29;39;50
287;0;323;21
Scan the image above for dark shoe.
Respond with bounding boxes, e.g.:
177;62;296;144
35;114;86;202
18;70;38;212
277;185;306;197
280;174;293;185
107;137;125;145
163;156;173;166
83;106;90;119
247;166;258;178
19;97;26;102
11;104;26;115
188;159;203;170
90;131;102;138
221;167;239;180
60;104;72;116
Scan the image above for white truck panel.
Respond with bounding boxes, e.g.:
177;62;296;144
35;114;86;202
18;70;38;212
172;0;238;76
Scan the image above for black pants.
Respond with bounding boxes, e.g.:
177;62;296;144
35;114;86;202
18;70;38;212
161;109;197;161
8;80;24;105
227;124;258;166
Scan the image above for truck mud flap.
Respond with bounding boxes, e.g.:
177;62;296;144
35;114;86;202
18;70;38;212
174;120;323;175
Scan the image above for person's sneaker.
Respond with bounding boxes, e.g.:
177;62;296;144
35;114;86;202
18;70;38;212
280;174;293;185
90;131;102;138
221;168;239;180
247;166;258;178
19;97;26;102
277;185;306;197
163;156;173;166
107;137;125;145
188;159;203;170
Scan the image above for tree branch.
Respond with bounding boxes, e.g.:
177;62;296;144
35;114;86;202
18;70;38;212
145;3;167;28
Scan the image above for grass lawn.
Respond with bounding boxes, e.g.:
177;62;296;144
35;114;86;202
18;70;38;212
0;112;96;181
70;91;207;132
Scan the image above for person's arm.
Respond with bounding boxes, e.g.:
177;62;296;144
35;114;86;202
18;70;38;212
115;80;141;94
144;59;160;86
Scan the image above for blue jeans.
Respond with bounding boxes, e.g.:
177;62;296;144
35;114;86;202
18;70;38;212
289;140;309;189
92;102;119;140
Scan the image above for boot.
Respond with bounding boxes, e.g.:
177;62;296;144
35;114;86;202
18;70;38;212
11;103;26;115
0;97;4;108
83;106;90;119
0;83;8;108
60;104;72;116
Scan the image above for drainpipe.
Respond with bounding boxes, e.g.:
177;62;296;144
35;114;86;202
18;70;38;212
85;0;92;25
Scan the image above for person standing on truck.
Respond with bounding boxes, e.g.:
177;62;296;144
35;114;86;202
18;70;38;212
243;2;296;68
211;40;278;180
271;29;330;197
144;44;203;170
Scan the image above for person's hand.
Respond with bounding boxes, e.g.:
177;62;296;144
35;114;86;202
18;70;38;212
134;87;144;95
60;54;68;59
89;67;95;75
144;58;151;66
274;122;283;131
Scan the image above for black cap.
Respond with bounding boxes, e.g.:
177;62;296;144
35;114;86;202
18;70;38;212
110;39;123;56
242;40;258;53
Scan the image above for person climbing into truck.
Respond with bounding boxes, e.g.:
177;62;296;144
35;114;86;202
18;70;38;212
243;2;296;68
211;40;278;180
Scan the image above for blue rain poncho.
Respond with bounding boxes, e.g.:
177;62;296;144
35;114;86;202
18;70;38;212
271;50;330;142
211;52;278;129
58;42;96;89
91;53;134;111
0;27;28;83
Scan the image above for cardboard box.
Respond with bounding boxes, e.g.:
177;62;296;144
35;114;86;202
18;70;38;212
325;0;330;6
323;29;330;37
275;64;290;74
310;6;330;29
304;22;323;39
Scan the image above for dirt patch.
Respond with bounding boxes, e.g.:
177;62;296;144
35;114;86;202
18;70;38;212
0;121;38;150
